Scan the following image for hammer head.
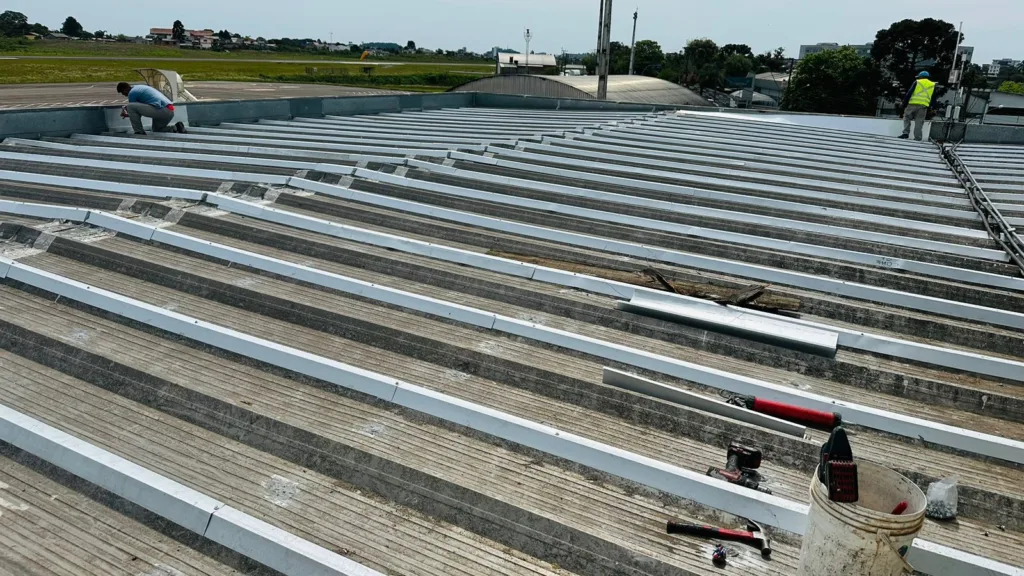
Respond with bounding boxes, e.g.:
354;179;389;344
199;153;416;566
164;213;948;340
747;520;772;557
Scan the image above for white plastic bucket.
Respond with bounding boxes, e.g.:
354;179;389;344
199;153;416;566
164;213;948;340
798;462;926;576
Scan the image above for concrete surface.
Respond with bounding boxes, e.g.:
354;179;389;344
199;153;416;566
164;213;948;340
0;81;406;110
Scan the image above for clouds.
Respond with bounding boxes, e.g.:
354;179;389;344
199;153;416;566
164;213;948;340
7;0;1017;62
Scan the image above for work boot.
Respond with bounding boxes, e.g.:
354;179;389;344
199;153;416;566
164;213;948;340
897;134;909;139
174;121;187;134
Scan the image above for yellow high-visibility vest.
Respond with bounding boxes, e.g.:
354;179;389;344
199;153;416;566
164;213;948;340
908;79;936;107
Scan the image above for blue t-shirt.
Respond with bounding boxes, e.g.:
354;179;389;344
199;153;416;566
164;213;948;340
128;85;172;109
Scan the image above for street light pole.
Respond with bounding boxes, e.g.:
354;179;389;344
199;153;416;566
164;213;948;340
628;9;638;75
524;28;533;73
597;0;613;98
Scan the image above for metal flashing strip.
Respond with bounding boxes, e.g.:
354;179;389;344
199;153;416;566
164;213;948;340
302;175;1024;332
216;122;518;145
539;135;962;190
3;138;356;175
68;134;411;164
0;150;294;186
3;200;1023;462
323;114;611;129
186;126;502;149
481;147;978;220
0;256;809;534
598;126;946;174
1;197;1018;385
906;540;1024;576
138;131;476;154
601;368;807;438
0;169;207;201
617;290;840;356
285;116;574;137
445;152;989;239
405;159;1003;261
512;141;967;201
0;402;382;576
371;165;1022;290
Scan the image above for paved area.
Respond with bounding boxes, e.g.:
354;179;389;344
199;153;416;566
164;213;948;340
0;81;406;110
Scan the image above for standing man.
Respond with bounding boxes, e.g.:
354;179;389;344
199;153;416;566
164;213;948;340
899;71;936;141
116;82;186;135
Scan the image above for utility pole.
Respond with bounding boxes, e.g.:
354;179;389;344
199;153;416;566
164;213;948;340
596;0;605;77
628;8;638;76
597;0;613;98
524;28;533;73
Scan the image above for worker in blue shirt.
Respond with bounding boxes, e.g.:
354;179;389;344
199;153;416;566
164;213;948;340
116;82;186;135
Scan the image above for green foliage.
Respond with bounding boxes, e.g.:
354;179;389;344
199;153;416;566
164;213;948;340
94;30;105;39
172;20;186;42
871;18;960;102
406;40;416;51
999;81;1024;95
61;16;83;37
754;47;787;72
724;54;753;78
0;10;28;36
720;44;753;59
684;38;718;70
0;37;30;52
630;39;664;76
782;46;879;115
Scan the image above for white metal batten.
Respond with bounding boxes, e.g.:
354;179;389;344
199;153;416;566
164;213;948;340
484;147;978;221
212;123;518;145
0;150;294;185
185;127;502;149
405;159;1004;262
0;403;382;576
301;175;1024;332
134;131;476;154
445;152;989;239
510;142;967;202
0;257;809;533
0;197;1018;384
362;166;1023;290
0;169;207;201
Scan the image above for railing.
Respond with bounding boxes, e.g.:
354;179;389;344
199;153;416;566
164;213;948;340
939;142;1024;277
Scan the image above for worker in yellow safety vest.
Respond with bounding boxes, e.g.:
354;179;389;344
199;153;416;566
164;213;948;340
899;71;936;141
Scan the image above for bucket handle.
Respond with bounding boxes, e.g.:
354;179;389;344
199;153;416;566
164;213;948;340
875;530;916;575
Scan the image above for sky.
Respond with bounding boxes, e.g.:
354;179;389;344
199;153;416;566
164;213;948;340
8;0;1021;63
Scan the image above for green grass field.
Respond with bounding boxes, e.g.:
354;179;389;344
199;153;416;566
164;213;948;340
0;58;492;91
0;38;492;63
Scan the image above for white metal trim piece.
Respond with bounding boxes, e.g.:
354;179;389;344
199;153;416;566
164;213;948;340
907;539;1024;576
445;152;989;240
206;506;384;576
482;147;978;221
0;403;383;576
601;368;807;438
68;134;412;165
406;158;1004;261
0;199;1018;386
214;123;516;146
0;150;291;186
3;258;808;533
138;131;470;155
0;169;207;201
301;175;1024;332
0;198;91;222
512;141;968;201
0;402;222;535
84;211;158;241
367;167;1022;290
618;290;840;356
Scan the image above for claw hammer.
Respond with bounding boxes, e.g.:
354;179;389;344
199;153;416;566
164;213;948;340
666;519;772;557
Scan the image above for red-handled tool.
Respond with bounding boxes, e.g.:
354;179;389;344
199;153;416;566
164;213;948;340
728;395;842;428
666;519;772;557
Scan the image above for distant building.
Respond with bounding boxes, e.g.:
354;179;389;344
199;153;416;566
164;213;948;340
495;52;558;75
753;71;790;101
491;46;518;58
984;58;1022;78
23;32;41;40
44;33;72;41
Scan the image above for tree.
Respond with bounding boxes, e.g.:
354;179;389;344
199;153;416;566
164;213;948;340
999;81;1024;95
631;39;665;76
172;20;186;42
684;38;719;71
0;10;29;37
94;30;105;39
720;43;753;59
216;29;232;41
724;53;753;78
696;63;724;90
754;47;788;72
29;22;48;35
115;34;128;42
406;40;416;51
871;18;961;103
61;16;83;37
582;53;597;75
782;46;879;115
